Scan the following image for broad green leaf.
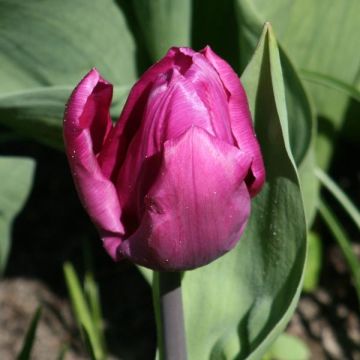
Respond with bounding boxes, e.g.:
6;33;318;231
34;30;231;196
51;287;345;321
0;85;131;149
237;0;360;121
0;156;35;275
63;262;106;360
0;0;136;148
0;87;72;149
172;24;307;360
0;0;137;92
132;0;192;61
241;19;319;224
236;0;360;168
237;5;315;168
277;48;318;226
264;333;310;360
17;307;42;360
236;3;320;225
319;200;360;304
303;232;322;292
278;49;314;166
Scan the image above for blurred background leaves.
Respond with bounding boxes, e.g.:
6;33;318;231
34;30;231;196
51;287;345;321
0;0;359;359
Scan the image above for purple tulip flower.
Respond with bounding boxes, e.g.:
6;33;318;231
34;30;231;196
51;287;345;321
63;46;265;271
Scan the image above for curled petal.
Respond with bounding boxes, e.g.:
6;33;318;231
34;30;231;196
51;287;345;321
201;46;266;196
118;127;252;270
63;69;124;259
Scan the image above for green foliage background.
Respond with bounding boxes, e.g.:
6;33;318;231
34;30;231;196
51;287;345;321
0;1;359;359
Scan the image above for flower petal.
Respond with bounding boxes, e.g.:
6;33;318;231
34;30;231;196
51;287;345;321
98;47;201;181
118;126;252;270
114;68;216;236
63;69;124;259
201;46;266;196
181;52;235;144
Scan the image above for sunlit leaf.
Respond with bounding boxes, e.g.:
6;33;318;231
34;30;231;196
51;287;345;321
0;0;136;148
236;0;360;168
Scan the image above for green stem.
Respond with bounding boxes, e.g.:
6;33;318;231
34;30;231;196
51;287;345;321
158;271;187;360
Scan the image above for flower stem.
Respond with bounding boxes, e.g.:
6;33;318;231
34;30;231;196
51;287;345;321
158;271;187;360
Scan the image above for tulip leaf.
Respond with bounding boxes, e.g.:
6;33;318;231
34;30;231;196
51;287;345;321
237;7;314;167
237;2;319;225
236;0;360;168
0;0;136;147
0;0;137;92
0;87;72;149
174;24;306;360
0;156;35;275
0;85;131;149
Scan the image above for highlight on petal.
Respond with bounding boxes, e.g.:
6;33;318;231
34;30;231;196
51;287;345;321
118;126;252;270
201;46;266;196
63;69;124;258
113;68;215;225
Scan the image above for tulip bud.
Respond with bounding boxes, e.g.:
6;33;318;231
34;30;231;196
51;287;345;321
63;46;265;271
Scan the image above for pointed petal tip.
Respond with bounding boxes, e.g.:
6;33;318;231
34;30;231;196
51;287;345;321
64;68;113;131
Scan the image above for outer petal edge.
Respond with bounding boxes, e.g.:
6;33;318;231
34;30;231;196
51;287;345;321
63;69;124;259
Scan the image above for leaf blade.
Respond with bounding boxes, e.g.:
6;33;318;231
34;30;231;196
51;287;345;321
17;307;42;360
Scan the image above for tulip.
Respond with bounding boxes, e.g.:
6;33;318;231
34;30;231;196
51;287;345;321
63;46;265;271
